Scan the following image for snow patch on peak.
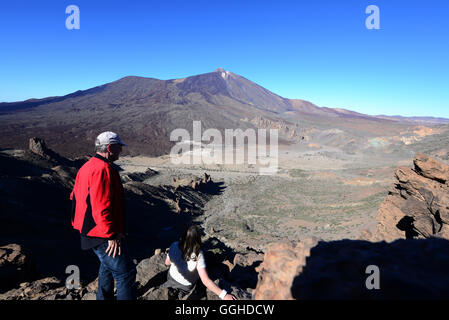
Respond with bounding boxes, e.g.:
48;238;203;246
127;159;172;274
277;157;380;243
214;68;231;80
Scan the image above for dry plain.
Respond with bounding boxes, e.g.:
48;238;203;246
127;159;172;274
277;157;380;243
116;142;412;251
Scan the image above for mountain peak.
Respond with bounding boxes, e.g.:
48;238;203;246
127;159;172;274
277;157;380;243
213;67;232;80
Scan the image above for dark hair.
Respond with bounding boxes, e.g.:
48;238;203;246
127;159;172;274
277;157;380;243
178;225;202;261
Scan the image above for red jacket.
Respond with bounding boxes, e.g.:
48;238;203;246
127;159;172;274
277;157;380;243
70;154;125;239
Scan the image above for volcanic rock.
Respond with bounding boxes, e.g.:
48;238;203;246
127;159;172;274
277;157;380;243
253;237;318;299
120;168;158;183
360;153;449;242
172;173;213;191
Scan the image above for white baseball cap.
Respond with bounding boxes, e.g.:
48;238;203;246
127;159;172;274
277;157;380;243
95;131;128;147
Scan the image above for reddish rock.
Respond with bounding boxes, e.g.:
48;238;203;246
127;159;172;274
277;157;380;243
414;153;449;184
253;238;318;300
360;153;449;242
253;237;449;300
222;260;234;272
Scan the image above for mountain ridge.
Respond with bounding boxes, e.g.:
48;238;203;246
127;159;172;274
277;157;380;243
2;68;447;122
1;68;447;158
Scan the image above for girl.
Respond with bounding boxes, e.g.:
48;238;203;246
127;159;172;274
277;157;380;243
163;225;236;300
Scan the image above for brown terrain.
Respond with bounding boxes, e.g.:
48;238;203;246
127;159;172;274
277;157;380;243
2;69;449;299
2;140;449;299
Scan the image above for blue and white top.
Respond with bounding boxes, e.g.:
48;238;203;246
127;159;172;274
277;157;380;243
167;241;206;286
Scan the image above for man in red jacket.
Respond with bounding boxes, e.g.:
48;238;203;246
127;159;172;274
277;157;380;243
70;131;136;300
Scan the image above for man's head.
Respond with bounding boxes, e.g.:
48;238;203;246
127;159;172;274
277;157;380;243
95;131;127;162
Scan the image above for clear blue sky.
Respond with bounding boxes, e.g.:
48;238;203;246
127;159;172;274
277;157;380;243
0;0;448;117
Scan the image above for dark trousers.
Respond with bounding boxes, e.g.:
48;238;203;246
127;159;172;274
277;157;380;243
160;271;196;299
92;241;137;300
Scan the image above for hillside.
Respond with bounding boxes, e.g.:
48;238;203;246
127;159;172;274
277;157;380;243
1;68;446;159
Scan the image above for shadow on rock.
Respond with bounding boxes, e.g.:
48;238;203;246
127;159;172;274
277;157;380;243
290;238;449;299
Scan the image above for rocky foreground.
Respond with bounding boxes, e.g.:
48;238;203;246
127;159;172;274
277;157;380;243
1;139;449;299
0;138;262;300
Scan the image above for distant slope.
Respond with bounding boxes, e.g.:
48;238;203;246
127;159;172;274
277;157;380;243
376;115;449;124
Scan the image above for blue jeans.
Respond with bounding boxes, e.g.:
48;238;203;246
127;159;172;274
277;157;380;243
92;241;137;300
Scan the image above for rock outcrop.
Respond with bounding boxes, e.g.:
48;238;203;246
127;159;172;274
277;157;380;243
120;168;158;183
360;153;449;242
172;173;213;191
29;137;59;160
28;137;86;170
252;238;318;299
246;116;302;140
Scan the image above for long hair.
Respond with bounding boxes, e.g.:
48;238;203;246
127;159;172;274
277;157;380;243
178;225;202;261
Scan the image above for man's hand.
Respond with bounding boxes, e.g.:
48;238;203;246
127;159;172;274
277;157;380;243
105;239;121;258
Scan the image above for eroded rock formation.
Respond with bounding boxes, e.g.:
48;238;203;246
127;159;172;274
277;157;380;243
360;153;449;242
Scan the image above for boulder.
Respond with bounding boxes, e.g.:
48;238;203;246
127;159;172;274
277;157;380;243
414;153;449;184
253;237;318;299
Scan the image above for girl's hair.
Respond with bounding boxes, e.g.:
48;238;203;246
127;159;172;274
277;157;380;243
178;225;202;261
